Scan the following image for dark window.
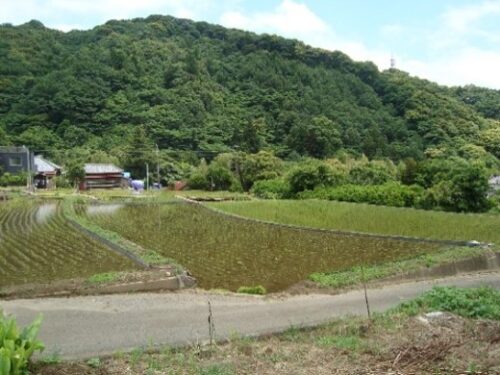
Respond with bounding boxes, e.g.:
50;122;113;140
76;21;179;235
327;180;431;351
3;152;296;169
9;156;22;167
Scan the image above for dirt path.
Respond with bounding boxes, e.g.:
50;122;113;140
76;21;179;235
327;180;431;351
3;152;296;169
2;271;500;360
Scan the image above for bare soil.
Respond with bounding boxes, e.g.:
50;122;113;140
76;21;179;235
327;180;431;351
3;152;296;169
30;312;500;374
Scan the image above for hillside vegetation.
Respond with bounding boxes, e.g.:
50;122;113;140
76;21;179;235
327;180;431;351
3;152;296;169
1;16;499;212
0;16;499;163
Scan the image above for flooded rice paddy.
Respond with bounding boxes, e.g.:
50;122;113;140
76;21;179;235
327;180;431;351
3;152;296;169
0;201;137;287
0;200;443;291
81;202;441;292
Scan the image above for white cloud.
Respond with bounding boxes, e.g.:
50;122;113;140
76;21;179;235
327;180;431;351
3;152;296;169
443;0;500;32
401;48;500;89
220;0;328;37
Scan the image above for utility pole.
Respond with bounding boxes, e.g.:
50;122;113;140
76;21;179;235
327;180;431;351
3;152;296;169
146;163;149;191
156;143;160;187
25;146;32;191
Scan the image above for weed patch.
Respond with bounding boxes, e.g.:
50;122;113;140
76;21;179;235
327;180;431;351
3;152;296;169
236;285;267;295
393;286;500;320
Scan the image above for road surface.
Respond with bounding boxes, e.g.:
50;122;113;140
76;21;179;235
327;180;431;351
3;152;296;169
1;271;499;360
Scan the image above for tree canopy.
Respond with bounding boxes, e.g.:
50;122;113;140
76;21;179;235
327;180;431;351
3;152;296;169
0;15;498;168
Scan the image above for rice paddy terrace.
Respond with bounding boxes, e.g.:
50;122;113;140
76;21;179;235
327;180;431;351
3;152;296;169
4;199;488;292
80;202;441;292
0;201;137;287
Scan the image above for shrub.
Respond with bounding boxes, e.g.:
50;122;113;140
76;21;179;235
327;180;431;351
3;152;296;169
0;311;44;374
299;183;424;207
0;172;27;187
52;175;71;188
206;164;235;191
234;151;282;191
237;285;267;295
187;171;208;190
251;178;290;199
287;160;346;194
348;161;397;185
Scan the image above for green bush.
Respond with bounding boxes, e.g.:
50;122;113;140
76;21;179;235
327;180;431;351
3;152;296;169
251;178;290;199
187;171;208;190
287;160;346;194
0;311;44;374
0;172;27;187
237;285;267;295
348;161;397;185
394;286;500;320
53;175;71;188
206;164;235;191
299;183;424;207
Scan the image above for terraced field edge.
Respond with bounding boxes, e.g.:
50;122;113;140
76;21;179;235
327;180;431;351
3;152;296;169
193;199;477;247
62;199;184;272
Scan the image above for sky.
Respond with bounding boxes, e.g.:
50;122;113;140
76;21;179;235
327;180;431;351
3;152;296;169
1;0;500;89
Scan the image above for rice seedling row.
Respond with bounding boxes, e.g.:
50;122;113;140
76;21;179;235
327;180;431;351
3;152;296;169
82;202;441;292
0;202;137;287
209;200;500;245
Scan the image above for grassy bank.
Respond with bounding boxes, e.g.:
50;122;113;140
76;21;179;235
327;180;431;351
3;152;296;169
32;287;500;374
209;200;500;244
61;199;181;269
308;246;492;289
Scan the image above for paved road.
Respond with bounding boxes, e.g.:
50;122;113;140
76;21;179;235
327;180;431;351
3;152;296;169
2;271;500;360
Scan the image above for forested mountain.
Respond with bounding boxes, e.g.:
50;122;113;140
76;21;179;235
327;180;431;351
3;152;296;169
0;15;499;164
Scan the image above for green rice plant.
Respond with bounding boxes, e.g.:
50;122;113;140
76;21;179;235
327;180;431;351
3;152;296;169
82;202;441;292
393;286;500;320
63;200;174;268
0;200;136;289
0;311;44;374
236;285;267;295
209;200;500;244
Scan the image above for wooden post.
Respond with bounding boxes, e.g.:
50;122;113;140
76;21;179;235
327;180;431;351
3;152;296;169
361;265;371;321
208;301;215;346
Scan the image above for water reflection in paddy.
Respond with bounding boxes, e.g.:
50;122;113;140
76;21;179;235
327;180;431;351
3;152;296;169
84;202;442;292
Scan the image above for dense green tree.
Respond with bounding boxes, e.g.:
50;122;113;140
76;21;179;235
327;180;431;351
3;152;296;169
122;126;155;179
65;160;85;190
287;160;346;194
287;116;342;158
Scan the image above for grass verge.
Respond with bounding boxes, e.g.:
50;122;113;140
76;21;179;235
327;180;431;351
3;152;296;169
308;246;492;289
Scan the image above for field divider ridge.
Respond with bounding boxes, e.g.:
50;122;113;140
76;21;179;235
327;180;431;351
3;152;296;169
65;218;150;268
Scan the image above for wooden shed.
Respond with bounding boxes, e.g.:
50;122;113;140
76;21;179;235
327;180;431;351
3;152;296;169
80;163;124;190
